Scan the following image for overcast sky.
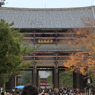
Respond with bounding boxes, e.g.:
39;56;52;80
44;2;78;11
3;0;95;8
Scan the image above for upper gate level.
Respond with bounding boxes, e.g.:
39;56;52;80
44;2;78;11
21;29;84;67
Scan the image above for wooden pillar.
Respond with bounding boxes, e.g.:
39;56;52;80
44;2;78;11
73;72;87;90
32;54;38;86
32;66;38;86
55;31;57;45
53;52;59;88
53;67;59;88
34;31;36;45
6;75;15;91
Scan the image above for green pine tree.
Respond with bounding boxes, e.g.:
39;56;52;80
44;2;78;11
0;19;37;87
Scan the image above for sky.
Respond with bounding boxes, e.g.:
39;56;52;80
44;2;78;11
3;0;95;8
39;71;50;78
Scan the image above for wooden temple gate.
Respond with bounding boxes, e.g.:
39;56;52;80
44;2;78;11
6;29;87;90
0;7;92;91
22;29;76;88
22;29;72;88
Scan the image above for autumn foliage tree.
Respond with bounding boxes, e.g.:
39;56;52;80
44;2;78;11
64;22;95;78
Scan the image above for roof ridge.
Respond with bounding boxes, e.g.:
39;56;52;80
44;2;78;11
0;5;95;11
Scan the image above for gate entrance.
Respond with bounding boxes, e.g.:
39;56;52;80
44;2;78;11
6;67;86;91
6;29;87;91
14;70;80;89
31;67;61;89
38;71;52;89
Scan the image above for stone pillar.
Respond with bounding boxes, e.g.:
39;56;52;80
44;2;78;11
53;67;59;88
73;72;87;90
32;66;38;86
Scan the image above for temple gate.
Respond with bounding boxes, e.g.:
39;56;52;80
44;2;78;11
0;6;93;91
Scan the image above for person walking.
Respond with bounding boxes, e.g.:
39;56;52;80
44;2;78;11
21;85;38;95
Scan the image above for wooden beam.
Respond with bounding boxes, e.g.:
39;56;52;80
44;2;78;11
19;32;76;34
33;51;74;53
24;60;66;62
23;55;69;57
35;37;75;39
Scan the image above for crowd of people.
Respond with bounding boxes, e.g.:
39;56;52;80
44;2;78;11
38;88;85;95
1;85;94;95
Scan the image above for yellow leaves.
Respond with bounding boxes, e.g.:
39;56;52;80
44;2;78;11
80;67;86;75
70;52;85;62
64;52;88;75
87;59;95;68
64;51;95;76
64;27;95;77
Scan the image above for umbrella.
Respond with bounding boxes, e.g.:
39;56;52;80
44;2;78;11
15;85;24;89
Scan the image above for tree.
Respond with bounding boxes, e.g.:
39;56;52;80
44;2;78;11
18;71;32;85
46;72;52;88
64;20;95;80
59;71;73;88
0;19;36;87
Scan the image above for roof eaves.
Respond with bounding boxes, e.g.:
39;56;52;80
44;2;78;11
0;5;94;11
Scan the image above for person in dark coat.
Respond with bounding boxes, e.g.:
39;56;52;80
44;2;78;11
21;85;38;95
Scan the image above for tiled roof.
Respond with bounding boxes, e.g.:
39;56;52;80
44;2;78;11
0;6;95;29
